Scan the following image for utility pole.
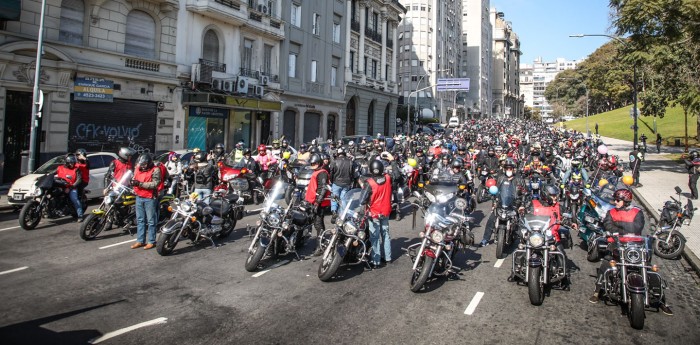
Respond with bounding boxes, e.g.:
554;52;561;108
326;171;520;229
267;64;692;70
28;0;48;173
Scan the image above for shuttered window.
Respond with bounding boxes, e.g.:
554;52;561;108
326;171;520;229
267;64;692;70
125;10;156;59
59;0;84;45
202;30;219;62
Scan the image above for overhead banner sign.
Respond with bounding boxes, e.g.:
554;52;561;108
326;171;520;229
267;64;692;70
436;78;470;92
74;77;114;102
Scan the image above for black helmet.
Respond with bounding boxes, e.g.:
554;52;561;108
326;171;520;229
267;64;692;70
337;147;346;156
243;148;252;156
487;147;495;156
544;185;560;197
503;158;516;169
415;147;424;154
309;154;322;166
118;147;135;161
320;153;330;162
458;146;466;152
214;143;225;155
690;150;699;159
451;158;462;169
281;139;289;147
65;154;77;167
370;160;384;175
299;143;307;151
75;148;87;157
193;151;207;163
309;146;318;154
137;153;154;171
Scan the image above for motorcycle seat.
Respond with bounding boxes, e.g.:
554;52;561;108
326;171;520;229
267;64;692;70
209;199;230;215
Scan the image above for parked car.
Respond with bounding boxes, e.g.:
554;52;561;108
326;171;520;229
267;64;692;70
7;152;118;206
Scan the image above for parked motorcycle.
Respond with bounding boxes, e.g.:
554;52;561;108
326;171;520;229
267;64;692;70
245;181;313;272
156;189;242;256
79;171;136;240
577;186;615;262
19;174;87;230
598;233;667;330
650;186;696;259
317;189;371;281
511;214;570;305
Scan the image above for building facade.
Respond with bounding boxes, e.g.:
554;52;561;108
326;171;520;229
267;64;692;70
519;63;533;110
0;0;178;184
461;0;491;118
528;57;583;120
490;8;520;118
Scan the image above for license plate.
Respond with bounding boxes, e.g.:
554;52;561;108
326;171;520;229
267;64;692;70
13;193;25;200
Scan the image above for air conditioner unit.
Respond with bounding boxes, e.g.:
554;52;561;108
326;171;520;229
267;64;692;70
212;78;225;90
254;85;264;97
223;80;235;92
236;77;250;94
259;75;269;86
258;4;268;13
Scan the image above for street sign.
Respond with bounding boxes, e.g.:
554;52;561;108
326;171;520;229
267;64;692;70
436;78;470;91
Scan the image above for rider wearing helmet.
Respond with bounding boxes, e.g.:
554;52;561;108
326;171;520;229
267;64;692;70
297;143;310;163
360;159;393;267
329;147;355;222
188;151;216;201
479;146;500;172
306;154;330;256
210;143;226;163
104;147;135;191
130;153;161;250
74;148;90;198
254;144;278;174
480;158;526;247
270;139;282;161
685;150;700;199
57;154;84;222
233;141;246;161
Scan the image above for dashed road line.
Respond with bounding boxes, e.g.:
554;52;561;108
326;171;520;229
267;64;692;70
0;266;29;275
99;239;137;250
252;260;291;277
494;258;505;268
88;317;168;344
464;292;485;315
0;226;21;232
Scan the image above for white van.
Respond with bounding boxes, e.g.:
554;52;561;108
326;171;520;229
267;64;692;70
448;116;460;128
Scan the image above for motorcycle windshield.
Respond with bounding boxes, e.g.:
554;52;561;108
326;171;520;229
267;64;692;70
425;172;459;203
116;170;133;189
264;180;287;212
339;188;364;221
425;201;454;228
499;182;516;208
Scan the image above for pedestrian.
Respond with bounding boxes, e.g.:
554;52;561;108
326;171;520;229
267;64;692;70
656;133;662;154
628;147;644;187
130;154;161;250
360;160;393;267
329;147;355;223
595;123;599;135
305;154;330;256
685;150;700;200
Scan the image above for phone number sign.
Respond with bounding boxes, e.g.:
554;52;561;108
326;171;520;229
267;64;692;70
74;77;114;102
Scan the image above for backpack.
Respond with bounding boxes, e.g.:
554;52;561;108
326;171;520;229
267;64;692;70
157;162;169;193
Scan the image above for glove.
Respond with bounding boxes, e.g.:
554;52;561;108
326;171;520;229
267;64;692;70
130;179;141;187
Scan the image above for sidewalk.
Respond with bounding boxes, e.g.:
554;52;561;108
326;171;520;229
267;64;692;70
600;136;700;273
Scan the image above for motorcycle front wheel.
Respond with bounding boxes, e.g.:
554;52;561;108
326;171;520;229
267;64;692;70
653;232;684;260
629;293;646;330
496;227;507;259
156;231;179;256
410;255;434;293
318;243;343;282
79;213;107;240
245;239;266;272
19;201;42;230
528;266;544;306
476;185;486;203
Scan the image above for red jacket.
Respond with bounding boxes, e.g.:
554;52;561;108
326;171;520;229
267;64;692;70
305;169;330;207
367;174;392;218
57;165;80;188
532;199;562;242
113;159;133;184
76;162;90;183
133;167;157;199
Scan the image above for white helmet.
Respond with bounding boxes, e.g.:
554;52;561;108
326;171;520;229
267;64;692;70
433;140;442;147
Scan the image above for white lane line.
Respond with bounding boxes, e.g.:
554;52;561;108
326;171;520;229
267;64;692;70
464;292;485;315
0;266;29;275
0;226;21;232
494;258;505;268
252;259;291;277
88;317;168;344
99;239;137;250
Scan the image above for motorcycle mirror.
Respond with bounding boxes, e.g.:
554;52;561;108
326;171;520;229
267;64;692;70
675;186;682;194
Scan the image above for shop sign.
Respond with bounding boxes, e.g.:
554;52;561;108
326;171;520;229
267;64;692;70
74;77;114;102
189;106;229;118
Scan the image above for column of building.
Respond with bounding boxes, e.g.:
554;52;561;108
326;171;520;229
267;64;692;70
391;20;397;92
345;0;353;81
380;10;387;88
358;0;367;83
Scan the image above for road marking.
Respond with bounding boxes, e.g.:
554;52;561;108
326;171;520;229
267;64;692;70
88;317;168;344
0;266;29;275
464;292;485;315
494;258;505;268
0;226;20;232
99;239;137;250
252;259;291;277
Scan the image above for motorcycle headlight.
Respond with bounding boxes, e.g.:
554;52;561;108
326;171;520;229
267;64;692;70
266;211;281;226
436;193;454;204
528;233;545;248
425;191;436;203
32;186;42;197
430;230;445;243
104;195;113;205
343;222;358;235
624;247;643;264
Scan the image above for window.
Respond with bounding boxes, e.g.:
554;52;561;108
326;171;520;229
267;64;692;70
59;0;84;45
411;75;418;81
371;60;377;79
288;53;297;78
363;57;368;76
242;39;254;71
411;59;418;67
349;51;355;73
88;155;106;169
310;60;317;82
372;12;378;32
312;13;320;35
263;44;273;76
333;22;341;43
202;30;219;62
125;10;156;59
331;66;337;86
291;3;301;27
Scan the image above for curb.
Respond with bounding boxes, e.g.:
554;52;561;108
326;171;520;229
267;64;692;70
631;187;700;278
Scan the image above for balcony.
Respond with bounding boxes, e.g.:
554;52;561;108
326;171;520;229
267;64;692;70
186;0;284;39
125;58;160;72
365;27;382;44
351;19;360;32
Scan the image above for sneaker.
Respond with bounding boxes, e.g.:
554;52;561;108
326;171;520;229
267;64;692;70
76;217;84;223
659;304;674;316
588;292;599;304
480;239;489;247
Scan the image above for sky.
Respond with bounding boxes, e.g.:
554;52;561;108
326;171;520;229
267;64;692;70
491;0;615;64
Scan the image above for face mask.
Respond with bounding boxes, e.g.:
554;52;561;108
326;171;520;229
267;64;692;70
506;170;513;177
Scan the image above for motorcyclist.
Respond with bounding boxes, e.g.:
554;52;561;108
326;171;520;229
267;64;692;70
685;150;700;199
530;185;570;255
305;154;330;256
130;153;161;250
255;144;278;176
480;159;527;247
270;139;282;160
233;141;245;161
478;146;500;173
209;143;226;164
329;147;355;222
239;149;260;174
189;151;216;201
74;148;90;199
297;143;310;163
563;156;589;184
57;154;84;222
164;151;183;177
360;160;393;267
104;147;135;192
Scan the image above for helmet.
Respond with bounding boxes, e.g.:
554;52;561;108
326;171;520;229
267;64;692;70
243;148;252;156
458;146;466;152
487;147;495;156
503;158;516;169
65;154;77;168
622;175;634;186
272;139;280;149
214;143;225;155
348;141;355;147
118;147;136;160
544;185;560;197
282;151;292;160
597;145;608;155
495;145;503;153
451;159;462;169
337;147;346;156
416;148;424;154
613;189;634;203
309;154;322;166
281;139;289;147
136;153;154;171
407;158;417;167
370;160;384;175
690;150;699;159
563;148;572;155
327;138;333;144
320;153;330;162
168;151;179;161
257;144;267;154
236;141;244;149
193;151;207;163
309;146;319;154
598;178;609;187
299;143;308;151
433;140;442;147
75;148;87;157
544;147;553;155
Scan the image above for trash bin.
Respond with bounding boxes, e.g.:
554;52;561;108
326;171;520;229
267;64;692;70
675;139;682;147
20;150;30;176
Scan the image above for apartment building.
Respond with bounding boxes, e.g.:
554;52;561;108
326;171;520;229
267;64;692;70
461;0;491;118
490;8;521;118
529;57;583;118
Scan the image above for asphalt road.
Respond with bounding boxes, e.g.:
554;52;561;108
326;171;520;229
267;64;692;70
1;196;699;345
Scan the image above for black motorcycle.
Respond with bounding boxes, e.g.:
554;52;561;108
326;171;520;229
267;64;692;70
19;174;87;230
491;182;520;259
651;186;696;259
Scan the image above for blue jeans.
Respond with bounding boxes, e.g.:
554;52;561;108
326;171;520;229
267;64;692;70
136;197;158;244
369;217;391;264
68;188;83;218
330;184;350;213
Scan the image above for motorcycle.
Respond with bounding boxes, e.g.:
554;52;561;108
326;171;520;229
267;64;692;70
219;162;265;204
245;181;314;272
561;181;585;224
476;168;497;203
156;189;243;256
19;174;87;230
407;175;475;292
577;185;616;262
317;189;371;281
650;186;696;259
511;214;570;305
598;233;667;330
79;171;136;240
491;182;520;259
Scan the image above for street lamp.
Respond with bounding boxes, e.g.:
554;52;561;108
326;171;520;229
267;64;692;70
406;69;448;133
569;34;639;149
